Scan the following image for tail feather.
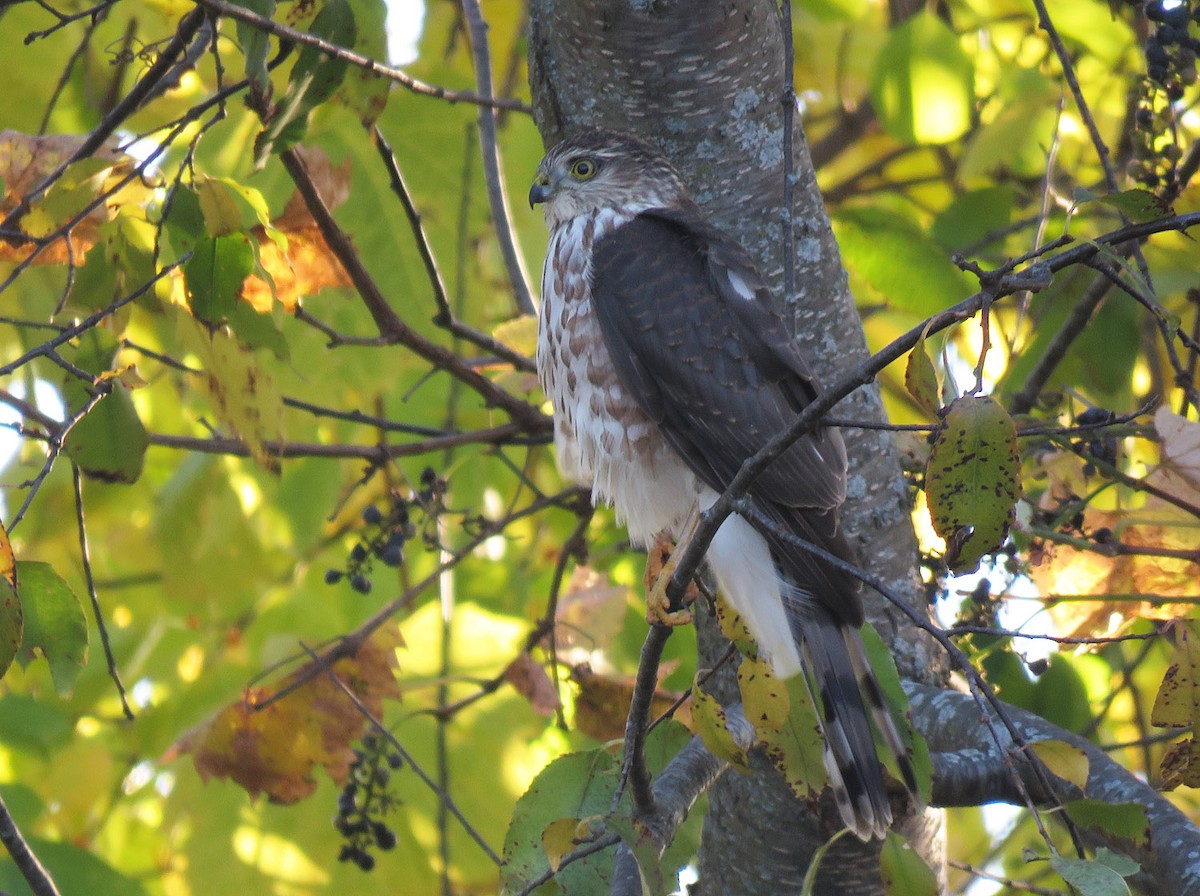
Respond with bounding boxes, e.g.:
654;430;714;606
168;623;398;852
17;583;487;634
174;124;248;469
797;608;894;840
843;626;922;802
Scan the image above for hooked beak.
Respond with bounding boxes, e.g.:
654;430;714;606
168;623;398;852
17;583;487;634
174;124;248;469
529;177;551;208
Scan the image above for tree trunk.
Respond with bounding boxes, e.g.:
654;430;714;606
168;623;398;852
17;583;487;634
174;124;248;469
527;2;944;892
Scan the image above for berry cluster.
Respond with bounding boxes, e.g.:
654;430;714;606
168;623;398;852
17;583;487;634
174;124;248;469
1130;0;1199;190
324;495;416;595
334;733;402;871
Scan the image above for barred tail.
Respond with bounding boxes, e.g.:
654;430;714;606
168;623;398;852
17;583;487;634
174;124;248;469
797;607;920;841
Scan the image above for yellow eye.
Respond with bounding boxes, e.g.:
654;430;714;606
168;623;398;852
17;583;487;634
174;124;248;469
569;158;598;180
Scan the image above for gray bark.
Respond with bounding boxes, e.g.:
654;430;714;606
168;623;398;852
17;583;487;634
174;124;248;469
527;1;942;893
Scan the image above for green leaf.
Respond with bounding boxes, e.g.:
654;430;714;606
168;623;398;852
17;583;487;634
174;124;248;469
1076;188;1173;224
0;579;21;683
834;207;975;316
0;694;74;756
500;750;619;895
860;624;931;802
341;0;391;127
904;326;941;417
254;0;356;163
15;561;88;696
0;520;21;681
760;674;827;798
234;0;276;89
1063;800;1151;848
931;186;1016;253
870;12;974;145
605;814;664;896
61;330;149;483
1049;849;1135;896
880;831;938;896
924;395;1021;572
184;234;256;324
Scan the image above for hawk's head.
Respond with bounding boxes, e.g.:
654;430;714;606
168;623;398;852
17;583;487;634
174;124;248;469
529;129;688;228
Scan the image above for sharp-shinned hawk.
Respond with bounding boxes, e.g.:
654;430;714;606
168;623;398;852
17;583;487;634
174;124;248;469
529;128;917;840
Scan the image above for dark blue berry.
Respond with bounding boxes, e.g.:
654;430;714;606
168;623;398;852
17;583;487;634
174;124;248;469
350;543;368;562
324;569;343;585
351;575;372;594
386;752;403;769
373;822;397;850
362;505;383;525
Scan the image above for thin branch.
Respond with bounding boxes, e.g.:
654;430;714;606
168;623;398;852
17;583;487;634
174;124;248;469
188;0;531;113
146;421;547;460
371;126;536;372
458;0;537;316
0;790;61;896
612;625;673;818
0;8;207;237
72;466;134;720
276;146;548;430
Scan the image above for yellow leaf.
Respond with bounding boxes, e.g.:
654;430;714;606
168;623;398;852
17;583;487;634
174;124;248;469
691;677;748;770
1152;622;1200;729
541;817;580;872
183;317;285;471
1160;737;1200;790
492;315;538;358
1028;739;1090;790
737;654;789;735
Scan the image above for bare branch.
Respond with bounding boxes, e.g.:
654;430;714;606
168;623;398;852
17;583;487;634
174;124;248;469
189;0;531;113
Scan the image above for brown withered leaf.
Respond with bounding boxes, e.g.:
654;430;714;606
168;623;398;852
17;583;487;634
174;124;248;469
0;130;141;265
503;652;561;717
240;147;353;311
1160;737;1200;790
570;662;686;742
165;625;402;803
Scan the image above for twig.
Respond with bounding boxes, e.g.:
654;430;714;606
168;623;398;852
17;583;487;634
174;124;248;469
188;0;530;113
612;625;672;818
276;146;547;430
0;9;207;237
72;466;134;720
146;421;547;460
370;127;536;372
458;0;537;316
0;790;61;896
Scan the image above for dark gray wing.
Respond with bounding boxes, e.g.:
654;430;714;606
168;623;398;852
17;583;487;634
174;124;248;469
589;207;846;510
590;207;863;625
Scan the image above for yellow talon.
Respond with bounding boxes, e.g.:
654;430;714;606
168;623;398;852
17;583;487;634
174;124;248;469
643;530;700;628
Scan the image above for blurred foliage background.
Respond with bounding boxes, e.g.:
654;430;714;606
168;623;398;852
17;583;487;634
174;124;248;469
0;0;1198;894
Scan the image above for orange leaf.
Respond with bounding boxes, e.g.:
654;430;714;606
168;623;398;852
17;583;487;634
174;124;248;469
166;625;402;803
243;223;350;312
